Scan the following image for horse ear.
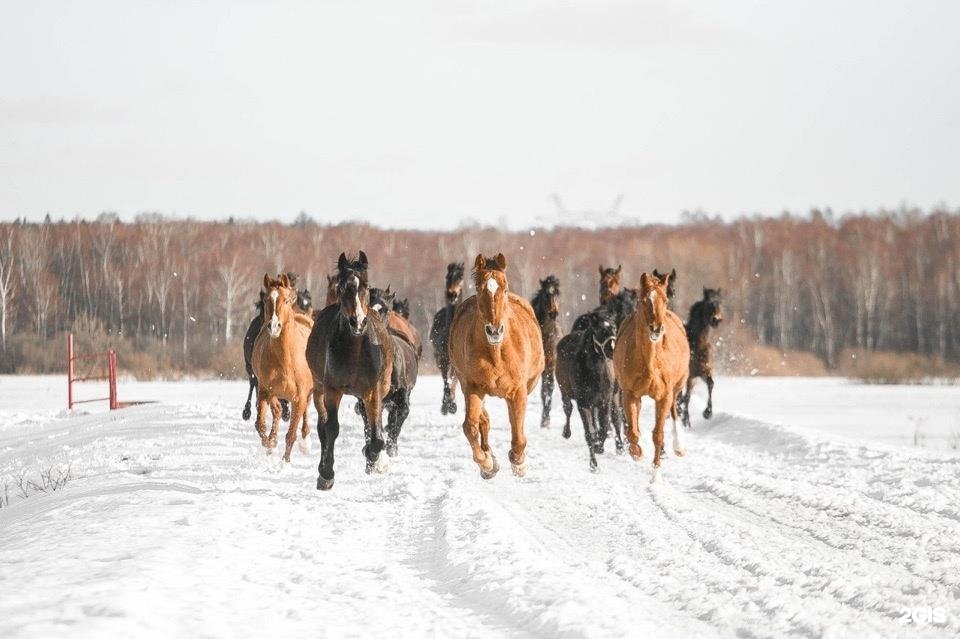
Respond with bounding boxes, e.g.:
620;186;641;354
279;273;291;287
670;268;677;279
598;265;604;275
385;284;392;294
494;253;507;270
358;250;369;269
616;264;622;275
263;273;270;288
474;254;485;271
337;253;348;271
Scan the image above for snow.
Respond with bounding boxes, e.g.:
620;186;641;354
1;374;958;637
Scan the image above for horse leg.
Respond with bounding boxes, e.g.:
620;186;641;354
577;403;599;472
385;390;404;457
439;358;452;414
254;387;269;446
622;390;643;462
316;389;342;490
298;390;312;454
672;396;686;457
282;396;304;462
610;392;624;454
267;397;282;450
540;370;553;429
506;392;529;477
651;396;670;482
448;372;459;415
703;375;715;419
242;375;256;421
597;401;611;455
682;376;694;429
362;390;387;474
561;391;573;439
463;388;497;478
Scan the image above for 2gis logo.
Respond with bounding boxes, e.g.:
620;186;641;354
898;605;948;626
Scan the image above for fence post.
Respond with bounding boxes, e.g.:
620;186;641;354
108;350;118;410
67;333;74;410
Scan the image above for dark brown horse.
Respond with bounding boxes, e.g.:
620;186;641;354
599;264;622;304
306;252;393;490
429;262;465;414
392;297;411;319
241;273;312;421
530;276;561;428
449;254;544;478
681;288;723;428
652;268;678;308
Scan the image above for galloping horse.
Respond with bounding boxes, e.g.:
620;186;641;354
241;273;312;421
429;262;465;414
306;252;393;490
368;287;419;457
681;288;723;427
250;273;315;461
556;309;619;471
530;276;561;428
449;254;544;478
613;272;689;481
599;264;622;304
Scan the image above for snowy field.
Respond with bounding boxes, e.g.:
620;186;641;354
1;374;959;637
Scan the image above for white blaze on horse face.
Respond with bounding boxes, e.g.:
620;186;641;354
485;277;499;295
648;289;657;303
351;276;366;327
269;290;281;337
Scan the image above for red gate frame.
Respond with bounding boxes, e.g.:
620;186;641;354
67;333;118;410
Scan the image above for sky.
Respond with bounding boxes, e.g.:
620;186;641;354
1;0;958;230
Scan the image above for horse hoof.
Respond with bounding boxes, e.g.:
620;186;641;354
589;462;599;473
562;427;571;439
375;452;390;474
615;442;625;455
298;439;312;455
703;408;712;419
629;445;643;462
674;447;686;457
386;441;398;458
317;475;335;491
480;456;499;480
510;460;527;478
449;402;457;414
540;419;550;429
242;406;251;421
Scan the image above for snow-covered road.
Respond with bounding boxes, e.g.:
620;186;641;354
1;376;958;637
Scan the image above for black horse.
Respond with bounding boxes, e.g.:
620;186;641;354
429;262;465;414
571;287;638;333
241;274;313;421
306;252;394;490
681;288;723;428
392;297;411;319
556;309;620;470
367;287;419;457
530;276;561;428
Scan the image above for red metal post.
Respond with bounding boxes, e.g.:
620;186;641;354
67;333;74;410
108;350;118;410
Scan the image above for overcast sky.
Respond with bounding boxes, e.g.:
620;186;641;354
1;0;958;229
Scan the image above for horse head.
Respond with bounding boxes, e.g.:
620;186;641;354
368;286;396;322
445;262;466;304
653;268;678;301
588;310;617;359
336;251;371;337
262;272;298;338
639;272;669;343
473;253;508;346
536;275;561;319
296;288;313;314
703;287;723;327
599;264;622;303
392;297;410;319
325;273;339;306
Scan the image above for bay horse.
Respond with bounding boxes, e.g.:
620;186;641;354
652;268;678;308
613;272;690;481
530;275;561;428
449;253;544;479
429;262;465;414
382;285;422;358
306;252;393;490
368;287;419;457
681;288;723;427
241;273;312;421
250;273;315;461
392;297;411;319
599;264;622;304
556;309;619;471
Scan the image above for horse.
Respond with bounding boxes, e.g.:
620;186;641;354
382;286;422;358
241;273;313;421
367;287;419;457
392;297;411;319
324;273;338;307
556;309;619;471
572;288;638;333
306;252;393;490
681;288;723;427
449;253;544;479
250;273;315;461
530;275;561;428
652;268;678;308
599;264;622;304
613;272;690;482
429;262;465;414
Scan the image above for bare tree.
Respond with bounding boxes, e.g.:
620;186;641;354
0;226;16;351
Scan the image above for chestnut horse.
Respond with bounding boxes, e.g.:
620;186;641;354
681;287;723;427
250;273;315;461
449;254;544;478
613;272;690;481
429;262;465;414
530;275;561;428
306;252;393;490
599;264;622;304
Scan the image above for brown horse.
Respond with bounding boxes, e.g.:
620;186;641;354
530;275;561;428
430;262;465;414
681;287;723;427
449;253;544;478
381;285;422;358
613;272;689;481
652;268;678;309
599;264;622;304
324;273;339;307
251;273;315;461
306;252;393;490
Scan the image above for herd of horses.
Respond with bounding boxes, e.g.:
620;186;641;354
242;252;723;488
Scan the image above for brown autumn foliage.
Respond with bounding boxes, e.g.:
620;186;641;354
0;207;958;381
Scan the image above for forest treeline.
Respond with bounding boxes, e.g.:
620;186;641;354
0;208;958;377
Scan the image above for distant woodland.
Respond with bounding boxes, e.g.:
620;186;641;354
1;208;958;379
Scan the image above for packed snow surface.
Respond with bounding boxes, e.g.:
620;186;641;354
1;375;958;638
